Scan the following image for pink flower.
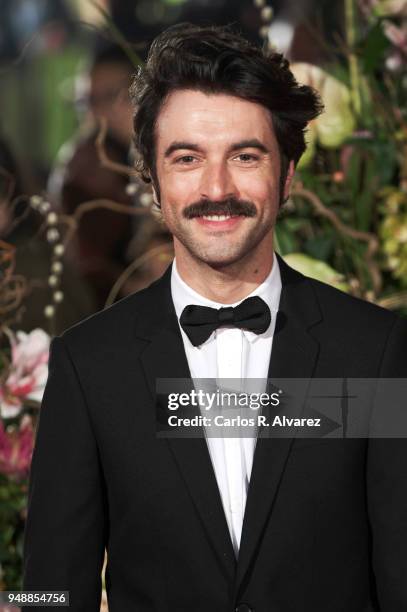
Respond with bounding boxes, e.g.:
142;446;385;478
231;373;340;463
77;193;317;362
0;414;34;478
359;0;407;17
0;329;50;419
383;20;407;52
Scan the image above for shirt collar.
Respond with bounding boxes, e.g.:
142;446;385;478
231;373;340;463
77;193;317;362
171;253;282;345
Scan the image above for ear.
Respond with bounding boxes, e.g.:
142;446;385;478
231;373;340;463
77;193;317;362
151;184;161;209
283;160;295;200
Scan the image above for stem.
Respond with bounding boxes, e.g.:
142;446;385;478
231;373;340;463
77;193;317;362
345;0;362;117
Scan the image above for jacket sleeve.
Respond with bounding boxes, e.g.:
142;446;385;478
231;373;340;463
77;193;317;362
367;316;407;611
22;336;107;611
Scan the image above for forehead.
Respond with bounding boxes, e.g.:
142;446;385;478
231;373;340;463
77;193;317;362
155;89;276;149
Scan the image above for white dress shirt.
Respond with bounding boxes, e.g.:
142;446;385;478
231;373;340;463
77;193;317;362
171;253;282;555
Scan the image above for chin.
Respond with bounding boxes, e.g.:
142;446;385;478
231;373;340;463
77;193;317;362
190;247;250;269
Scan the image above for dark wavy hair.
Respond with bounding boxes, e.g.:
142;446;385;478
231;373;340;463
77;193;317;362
130;23;323;198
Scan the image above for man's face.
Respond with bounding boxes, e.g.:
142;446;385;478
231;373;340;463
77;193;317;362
155;90;293;268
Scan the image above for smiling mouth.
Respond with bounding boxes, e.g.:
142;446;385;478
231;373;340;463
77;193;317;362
194;214;246;229
200;214;241;221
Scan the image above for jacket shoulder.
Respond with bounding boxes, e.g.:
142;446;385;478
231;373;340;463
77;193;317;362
309;277;397;328
302;276;406;376
59;274;167;352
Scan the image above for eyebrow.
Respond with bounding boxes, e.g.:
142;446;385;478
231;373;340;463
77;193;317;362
228;139;269;154
164;138;270;158
164;142;201;157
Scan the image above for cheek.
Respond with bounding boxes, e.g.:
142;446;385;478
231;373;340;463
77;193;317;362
159;170;200;209
236;173;278;208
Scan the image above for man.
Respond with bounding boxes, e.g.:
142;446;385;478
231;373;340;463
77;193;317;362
48;44;136;308
23;24;407;612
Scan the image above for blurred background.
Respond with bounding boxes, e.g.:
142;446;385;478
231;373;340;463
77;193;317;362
1;0;406;330
0;0;406;603
0;0;344;190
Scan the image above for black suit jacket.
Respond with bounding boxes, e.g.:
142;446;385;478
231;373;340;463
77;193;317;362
22;257;407;612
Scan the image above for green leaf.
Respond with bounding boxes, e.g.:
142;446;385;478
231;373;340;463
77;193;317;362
274;224;299;255
283;253;350;292
360;22;391;74
305;235;335;261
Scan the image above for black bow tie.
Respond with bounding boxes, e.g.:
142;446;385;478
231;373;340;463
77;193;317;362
179;296;271;347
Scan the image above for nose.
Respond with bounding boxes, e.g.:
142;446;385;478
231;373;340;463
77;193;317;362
199;160;237;201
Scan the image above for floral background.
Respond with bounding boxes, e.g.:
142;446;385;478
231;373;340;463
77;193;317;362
0;0;406;609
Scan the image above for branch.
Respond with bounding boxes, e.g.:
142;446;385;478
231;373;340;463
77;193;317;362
0;275;27;316
291;185;382;294
58;198;154;248
377;292;407;310
95;118;139;178
105;243;172;307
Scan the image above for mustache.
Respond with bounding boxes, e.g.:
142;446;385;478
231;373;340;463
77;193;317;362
183;198;257;219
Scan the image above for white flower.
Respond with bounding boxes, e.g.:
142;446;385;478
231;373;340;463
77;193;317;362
0;329;51;419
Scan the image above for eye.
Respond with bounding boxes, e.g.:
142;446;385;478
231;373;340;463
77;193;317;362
174;155;198;164
234;153;259;163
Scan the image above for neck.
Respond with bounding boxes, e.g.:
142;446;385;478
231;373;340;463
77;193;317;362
174;239;274;304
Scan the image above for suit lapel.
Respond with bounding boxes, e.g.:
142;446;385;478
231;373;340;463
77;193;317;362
133;256;323;588
136;266;236;581
235;255;322;591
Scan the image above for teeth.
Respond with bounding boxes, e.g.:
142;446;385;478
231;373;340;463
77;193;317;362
202;215;232;221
